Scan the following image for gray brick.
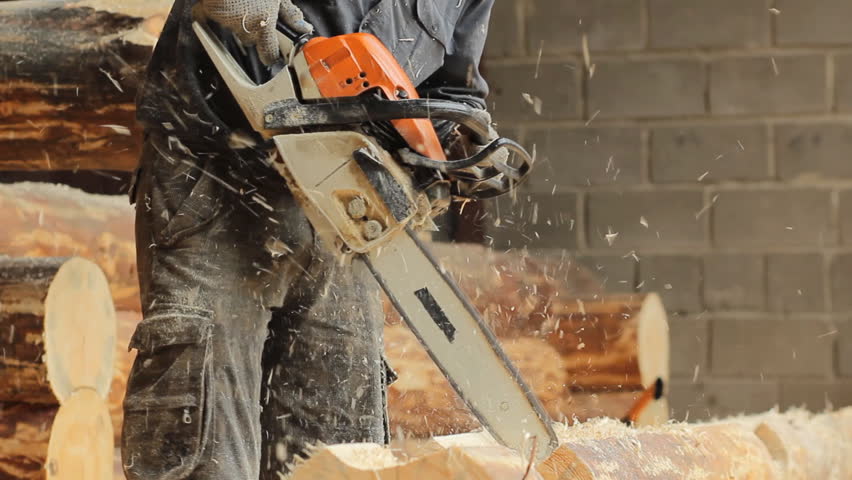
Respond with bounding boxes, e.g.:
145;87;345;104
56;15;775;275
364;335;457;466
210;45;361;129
711;318;835;377
651;125;769;183
639;256;703;313
527;0;643;54
485;193;579;250
587;190;706;249
670;318;709;377
483;0;523;58
842;191;852;244
830;254;852;311
576;255;637;293
704;255;765;311
776;0;852;45
525;127;642;191
649;0;770;49
710;55;827;115
712;189;834;248
838;321;852;377
780;382;852;411
767;254;826;313
485;61;581;124
776;123;852;180
589;59;705;119
669;379;779;421
835;54;852;112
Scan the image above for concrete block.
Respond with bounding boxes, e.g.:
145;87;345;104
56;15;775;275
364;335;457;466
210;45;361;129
576;254;637;293
710;55;827;115
587;190;706;249
704;254;766;311
638;255;703;313
669;379;779;421
835;54;852;112
525;126;642;191
780;382;852;411
527;0;643;54
711;317;835;377
838;321;852;377
776;123;852;179
484;193;579;250
767;254;826;313
649;0;770;48
669;317;709;377
484;0;524;58
651;124;769;182
830;254;852;311
712;189;834;248
589;59;705;119
776;0;852;45
485;61;582;124
842;192;852;246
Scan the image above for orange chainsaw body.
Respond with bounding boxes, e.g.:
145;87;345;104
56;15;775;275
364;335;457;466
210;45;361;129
300;33;447;161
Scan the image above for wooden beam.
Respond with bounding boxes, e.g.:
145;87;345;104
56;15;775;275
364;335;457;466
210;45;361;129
0;0;171;171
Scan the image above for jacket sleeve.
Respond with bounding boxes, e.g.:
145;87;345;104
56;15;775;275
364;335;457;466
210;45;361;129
417;0;494;111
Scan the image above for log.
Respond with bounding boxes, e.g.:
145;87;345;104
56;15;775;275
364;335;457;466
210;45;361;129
0;0;171;171
385;292;669;436
754;410;852;479
46;389;113;480
292;410;852;480
0;256;116;404
0;402;57;480
0;183;138;311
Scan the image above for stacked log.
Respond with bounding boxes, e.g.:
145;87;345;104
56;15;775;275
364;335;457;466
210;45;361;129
0;0;171;172
289;408;852;480
0;257;116;480
0;183;670;445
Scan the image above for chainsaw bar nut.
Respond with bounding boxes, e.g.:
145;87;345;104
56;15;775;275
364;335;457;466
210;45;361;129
363;220;384;240
347;196;367;219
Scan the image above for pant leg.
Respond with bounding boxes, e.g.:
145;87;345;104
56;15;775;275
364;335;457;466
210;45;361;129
259;252;388;477
122;132;315;480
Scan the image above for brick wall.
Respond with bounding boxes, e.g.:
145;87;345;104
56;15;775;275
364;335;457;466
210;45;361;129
480;0;852;420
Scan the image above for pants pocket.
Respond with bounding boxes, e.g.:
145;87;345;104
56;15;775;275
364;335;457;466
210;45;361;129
121;307;214;480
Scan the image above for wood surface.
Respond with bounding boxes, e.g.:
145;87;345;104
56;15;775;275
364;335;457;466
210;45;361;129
0;0;171;171
46;389;113;480
0;183;138;311
0;403;58;480
290;408;852;480
0;256;116;404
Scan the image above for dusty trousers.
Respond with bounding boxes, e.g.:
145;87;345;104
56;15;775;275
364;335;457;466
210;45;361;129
121;132;389;480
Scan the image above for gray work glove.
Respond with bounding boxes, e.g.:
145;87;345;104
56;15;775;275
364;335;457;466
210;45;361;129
201;0;314;65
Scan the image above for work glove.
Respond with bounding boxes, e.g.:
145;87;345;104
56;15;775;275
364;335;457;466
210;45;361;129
201;0;313;65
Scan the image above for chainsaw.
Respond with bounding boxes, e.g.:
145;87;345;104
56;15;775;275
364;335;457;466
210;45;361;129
193;13;560;463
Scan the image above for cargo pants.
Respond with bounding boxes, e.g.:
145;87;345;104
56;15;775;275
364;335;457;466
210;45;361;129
121;132;389;480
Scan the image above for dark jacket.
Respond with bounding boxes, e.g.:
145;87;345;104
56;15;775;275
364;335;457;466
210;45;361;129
136;0;494;166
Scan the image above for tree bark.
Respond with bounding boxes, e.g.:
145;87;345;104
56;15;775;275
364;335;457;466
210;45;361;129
0;256;116;404
0;0;170;172
0;402;57;480
0;183;138;311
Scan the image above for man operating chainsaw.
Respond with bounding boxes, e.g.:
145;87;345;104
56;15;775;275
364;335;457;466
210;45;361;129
123;1;505;479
